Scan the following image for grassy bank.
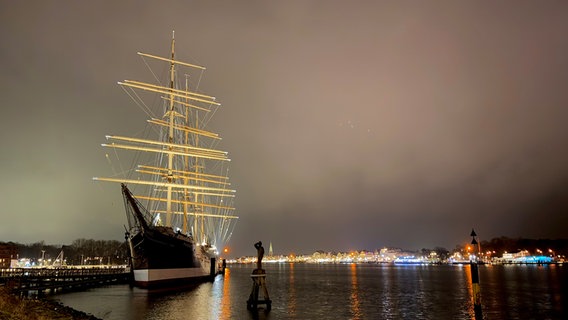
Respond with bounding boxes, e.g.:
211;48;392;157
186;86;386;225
0;287;100;320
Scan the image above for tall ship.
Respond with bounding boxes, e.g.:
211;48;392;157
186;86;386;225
94;33;238;288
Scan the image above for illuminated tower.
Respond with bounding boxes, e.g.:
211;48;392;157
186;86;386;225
269;242;273;256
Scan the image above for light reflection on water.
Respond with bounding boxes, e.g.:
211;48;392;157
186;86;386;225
220;267;231;318
52;263;567;320
287;262;296;317
350;263;361;319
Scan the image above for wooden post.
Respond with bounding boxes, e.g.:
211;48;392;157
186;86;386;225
210;257;216;280
247;268;271;311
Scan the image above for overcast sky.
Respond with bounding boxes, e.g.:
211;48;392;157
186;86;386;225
1;1;567;257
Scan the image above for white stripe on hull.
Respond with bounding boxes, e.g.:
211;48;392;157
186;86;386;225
134;267;210;284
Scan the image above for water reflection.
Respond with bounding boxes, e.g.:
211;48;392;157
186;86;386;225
480;264;567;320
350;263;361;319
287;263;296;317
379;264;394;316
463;264;478;320
52;264;567;319
119;276;227;320
220;268;232;319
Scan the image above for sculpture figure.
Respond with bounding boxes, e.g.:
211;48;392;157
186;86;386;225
254;241;264;270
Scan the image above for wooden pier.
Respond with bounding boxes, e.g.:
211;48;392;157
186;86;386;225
0;266;130;295
246;268;271;311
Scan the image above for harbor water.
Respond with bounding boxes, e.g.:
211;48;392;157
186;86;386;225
51;263;567;319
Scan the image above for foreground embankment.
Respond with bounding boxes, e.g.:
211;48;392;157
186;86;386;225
0;287;100;320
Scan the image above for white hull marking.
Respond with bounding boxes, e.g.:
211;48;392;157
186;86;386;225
134;267;209;282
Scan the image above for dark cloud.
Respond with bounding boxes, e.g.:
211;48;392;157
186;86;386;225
1;1;567;257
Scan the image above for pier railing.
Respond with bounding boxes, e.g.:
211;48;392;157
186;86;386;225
0;266;131;295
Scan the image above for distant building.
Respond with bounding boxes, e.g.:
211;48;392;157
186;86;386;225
494;250;554;264
0;242;18;268
379;247;402;262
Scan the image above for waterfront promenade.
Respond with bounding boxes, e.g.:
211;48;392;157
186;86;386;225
230;249;564;265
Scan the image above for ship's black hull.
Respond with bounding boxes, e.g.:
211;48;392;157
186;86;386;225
127;227;216;288
129;226;198;270
121;184;216;288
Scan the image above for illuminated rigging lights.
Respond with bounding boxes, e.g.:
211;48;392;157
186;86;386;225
95;45;237;249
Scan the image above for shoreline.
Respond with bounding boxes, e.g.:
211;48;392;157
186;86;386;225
0;287;100;320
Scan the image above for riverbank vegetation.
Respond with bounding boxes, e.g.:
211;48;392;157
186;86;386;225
0;287;99;320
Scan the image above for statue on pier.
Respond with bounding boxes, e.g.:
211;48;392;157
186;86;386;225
248;240;271;311
254;241;264;270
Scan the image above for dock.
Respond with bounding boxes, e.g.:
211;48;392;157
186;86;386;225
0;266;130;295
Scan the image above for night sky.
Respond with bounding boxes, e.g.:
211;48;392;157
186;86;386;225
1;1;567;258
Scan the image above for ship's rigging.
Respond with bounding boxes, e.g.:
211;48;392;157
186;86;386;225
94;33;238;251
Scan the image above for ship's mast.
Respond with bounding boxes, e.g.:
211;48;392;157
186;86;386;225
183;76;190;234
94;34;240;246
196;103;203;243
165;31;176;227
